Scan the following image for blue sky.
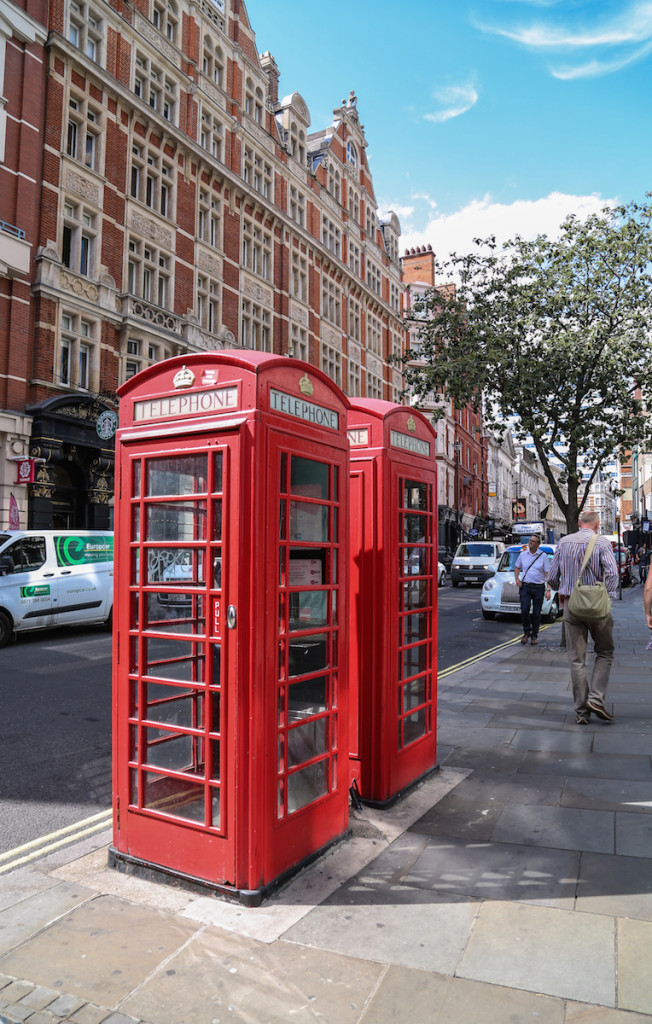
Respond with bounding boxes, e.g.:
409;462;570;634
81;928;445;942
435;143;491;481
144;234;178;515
247;0;652;261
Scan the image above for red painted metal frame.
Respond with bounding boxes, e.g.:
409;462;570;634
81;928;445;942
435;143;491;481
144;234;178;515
347;399;438;806
112;351;350;899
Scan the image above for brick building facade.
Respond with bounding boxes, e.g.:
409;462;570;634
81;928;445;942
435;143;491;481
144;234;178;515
1;0;406;529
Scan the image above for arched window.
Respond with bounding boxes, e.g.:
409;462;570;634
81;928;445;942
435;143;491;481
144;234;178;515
346;141;358;169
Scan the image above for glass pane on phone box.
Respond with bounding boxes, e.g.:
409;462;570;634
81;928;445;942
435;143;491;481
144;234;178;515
214;451;223;492
288;676;327;719
403;480;427;510
133;460;141;498
145;593;204;633
213;500;222;540
288;717;327;767
290;457;329;499
289;501;328;542
404;513;426;544
403;677;427;713
403;580;427;610
403;613;428;643
289;591;327;629
147;548;204;585
146;502;206;541
132;505;140;541
147;455;208;496
288;634;327;676
287;760;328;814
143;773;205;823
145;729;194;772
403;707;428;746
212;551;222;589
402;645;428;680
403;546;429;576
145;684;198;726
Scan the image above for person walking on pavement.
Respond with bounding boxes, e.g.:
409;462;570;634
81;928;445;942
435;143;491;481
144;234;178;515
514;534;550;646
548;509;619;725
638;547;650;585
643;561;652;631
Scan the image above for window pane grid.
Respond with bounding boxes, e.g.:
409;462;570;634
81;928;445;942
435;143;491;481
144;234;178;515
126;452;225;832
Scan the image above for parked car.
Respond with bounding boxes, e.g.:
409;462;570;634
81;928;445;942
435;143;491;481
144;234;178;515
481;544;560;622
451;541;505;587
437;561;446;587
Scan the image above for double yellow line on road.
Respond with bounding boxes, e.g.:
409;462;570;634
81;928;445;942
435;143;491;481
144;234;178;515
0;808;112;874
437;622;554;681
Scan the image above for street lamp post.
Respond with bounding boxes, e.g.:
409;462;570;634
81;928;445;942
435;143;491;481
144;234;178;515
616;513;623;601
453;440;463;546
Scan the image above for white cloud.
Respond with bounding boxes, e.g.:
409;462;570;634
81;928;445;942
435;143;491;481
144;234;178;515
389;191;615;265
424;84;478;124
475;1;652;78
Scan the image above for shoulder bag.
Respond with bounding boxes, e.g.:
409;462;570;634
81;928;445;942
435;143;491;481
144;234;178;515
567;533;611;621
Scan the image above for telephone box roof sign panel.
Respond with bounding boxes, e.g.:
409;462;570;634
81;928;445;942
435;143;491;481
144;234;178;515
347;398;437;459
117;350;350;436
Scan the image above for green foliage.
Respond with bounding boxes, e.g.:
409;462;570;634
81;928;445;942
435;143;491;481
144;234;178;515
400;198;652;531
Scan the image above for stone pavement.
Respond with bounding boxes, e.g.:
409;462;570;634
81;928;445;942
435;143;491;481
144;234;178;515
1;586;652;1023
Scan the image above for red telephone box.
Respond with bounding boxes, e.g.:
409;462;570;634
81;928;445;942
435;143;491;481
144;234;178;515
348;399;438;806
110;352;350;904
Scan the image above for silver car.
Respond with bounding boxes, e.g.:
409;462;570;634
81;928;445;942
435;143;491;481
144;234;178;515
481;544;560;621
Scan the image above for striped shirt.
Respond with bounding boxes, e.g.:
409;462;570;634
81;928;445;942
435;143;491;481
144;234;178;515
548;529;619;598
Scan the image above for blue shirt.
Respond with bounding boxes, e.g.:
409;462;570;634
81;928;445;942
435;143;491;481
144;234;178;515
515;548;549;585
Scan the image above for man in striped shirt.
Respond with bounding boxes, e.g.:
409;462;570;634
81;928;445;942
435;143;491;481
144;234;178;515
548;510;619;725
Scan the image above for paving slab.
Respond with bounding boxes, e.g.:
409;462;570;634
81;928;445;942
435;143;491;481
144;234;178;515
617;918;652;1015
561;777;652;812
407;794;504;841
441;746;527;774
615;812;652;858
0;883;95;957
283;884;480;975
575;852;652;921
507;728;594;752
519;750;652;780
565;1005;652;1024
457;901;615;1005
401;835;580;909
425;769;564;807
490;803;615;854
359;966;565;1024
0;896;201;1006
121;925;384;1024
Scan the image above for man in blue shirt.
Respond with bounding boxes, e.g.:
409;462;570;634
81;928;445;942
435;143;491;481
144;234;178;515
514;534;551;646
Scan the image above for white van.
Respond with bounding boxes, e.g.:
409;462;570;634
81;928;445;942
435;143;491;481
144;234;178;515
0;530;113;647
451;540;505;587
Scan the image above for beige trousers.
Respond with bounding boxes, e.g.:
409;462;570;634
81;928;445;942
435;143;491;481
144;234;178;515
563;606;615;712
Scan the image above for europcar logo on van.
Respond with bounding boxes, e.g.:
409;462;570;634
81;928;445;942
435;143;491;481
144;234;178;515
55;535;114;567
21;585;50;598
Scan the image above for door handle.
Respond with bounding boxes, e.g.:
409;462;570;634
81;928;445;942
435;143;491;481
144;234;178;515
60;570;72;575
227;605;237;630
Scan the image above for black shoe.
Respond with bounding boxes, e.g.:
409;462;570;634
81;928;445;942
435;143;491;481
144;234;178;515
587;700;615;722
576;713;590;725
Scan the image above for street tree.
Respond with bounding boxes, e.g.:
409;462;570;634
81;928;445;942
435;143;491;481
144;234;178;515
400;198;652;532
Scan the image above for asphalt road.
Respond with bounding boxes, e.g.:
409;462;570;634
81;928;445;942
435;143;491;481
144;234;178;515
436;576;523;671
0;623;112;856
0;580;523;860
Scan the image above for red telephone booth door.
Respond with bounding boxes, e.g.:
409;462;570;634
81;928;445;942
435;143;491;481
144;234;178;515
114;431;240;884
394;467;437;785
